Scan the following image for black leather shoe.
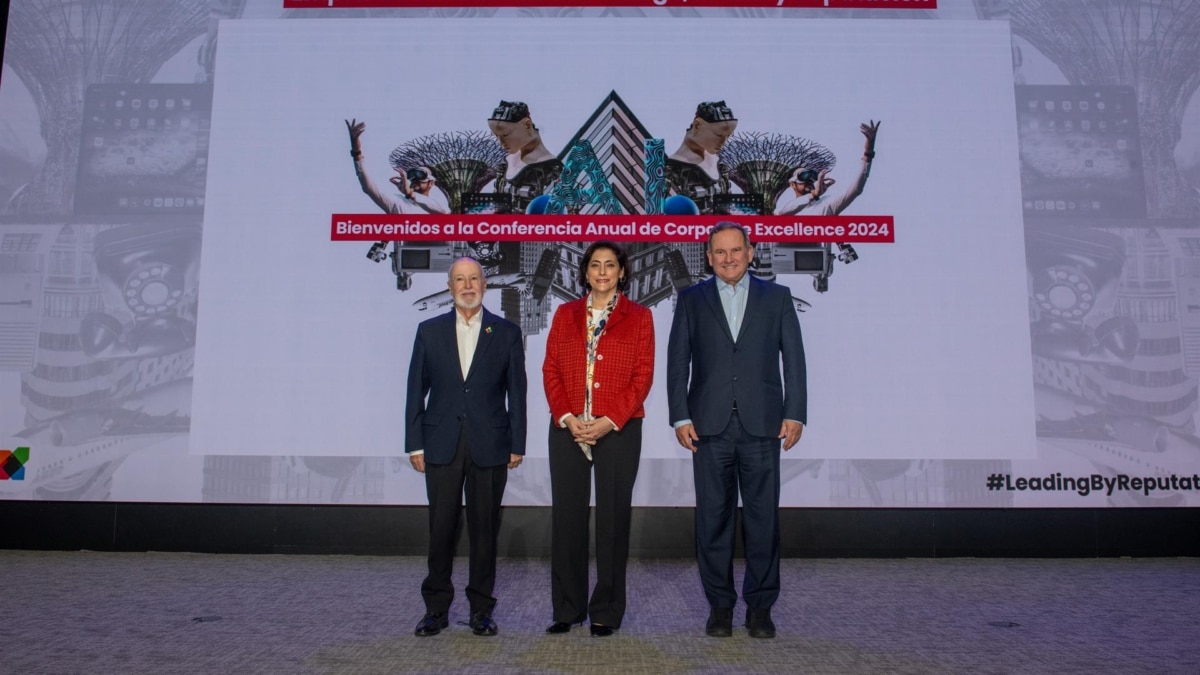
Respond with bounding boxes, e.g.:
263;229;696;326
746;608;776;639
589;623;615;637
469;611;498;636
546;621;578;634
414;612;448;637
706;608;733;638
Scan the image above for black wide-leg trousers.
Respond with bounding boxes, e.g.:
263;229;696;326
548;418;642;628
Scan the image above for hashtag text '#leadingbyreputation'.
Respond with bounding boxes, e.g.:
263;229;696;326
986;472;1200;497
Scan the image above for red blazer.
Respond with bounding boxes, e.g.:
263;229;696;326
543;294;655;430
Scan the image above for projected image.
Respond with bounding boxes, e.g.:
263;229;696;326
1016;86;1146;219
344;93;885;322
74;85;211;216
0;2;1197;511
189;17;1036;501
0;222;197;502
1029;222;1200;507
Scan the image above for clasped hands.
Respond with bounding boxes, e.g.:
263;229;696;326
564;414;615;445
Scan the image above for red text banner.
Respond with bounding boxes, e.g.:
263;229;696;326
331;213;895;243
285;1;934;9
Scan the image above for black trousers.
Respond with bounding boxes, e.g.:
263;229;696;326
421;427;508;615
692;411;781;612
548;418;642;628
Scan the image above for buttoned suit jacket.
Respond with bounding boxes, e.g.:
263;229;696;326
405;307;527;467
667;275;806;438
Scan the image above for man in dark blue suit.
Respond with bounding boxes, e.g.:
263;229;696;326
406;257;527;637
667;223;806;639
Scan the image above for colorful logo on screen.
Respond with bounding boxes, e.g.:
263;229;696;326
0;447;29;480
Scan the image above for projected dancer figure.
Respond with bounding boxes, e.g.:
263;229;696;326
486;100;563;213
406;257;527;639
774;120;880;217
345;118;450;214
665;101;739;215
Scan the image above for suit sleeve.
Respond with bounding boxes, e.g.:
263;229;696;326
666;292;693;426
542;305;575;425
779;291;808;425
405;327;430;454
606;307;655;430
506;324;528;456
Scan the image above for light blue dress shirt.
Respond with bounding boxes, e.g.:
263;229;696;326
717;273;750;340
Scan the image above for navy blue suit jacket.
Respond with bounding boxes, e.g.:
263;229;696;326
667;275;806;437
405;307;527;467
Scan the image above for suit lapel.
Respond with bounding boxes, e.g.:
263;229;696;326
436;310;465;382
701;278;735;343
604;294;628;332
464;308;496;383
738;276;764;342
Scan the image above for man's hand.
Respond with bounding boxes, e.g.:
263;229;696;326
508;454;523;470
813;169;834;198
675;423;699;452
389;168;412;197
779;420;804;451
861;119;880;153
409;453;426;473
345;118;365;154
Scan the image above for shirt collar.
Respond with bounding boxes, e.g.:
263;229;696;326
717;274;750;294
456;309;483;328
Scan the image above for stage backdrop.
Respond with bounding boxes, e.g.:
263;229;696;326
2;0;1199;508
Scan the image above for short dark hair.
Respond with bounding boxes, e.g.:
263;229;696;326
490;100;530;122
578;240;629;294
706;221;751;251
695;100;737;123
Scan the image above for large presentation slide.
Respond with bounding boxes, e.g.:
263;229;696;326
2;0;1199;508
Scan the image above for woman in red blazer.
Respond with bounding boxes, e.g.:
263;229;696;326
542;240;655;637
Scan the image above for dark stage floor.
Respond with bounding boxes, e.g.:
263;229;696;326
2;551;1197;674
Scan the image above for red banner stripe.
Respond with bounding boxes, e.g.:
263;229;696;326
331;213;894;243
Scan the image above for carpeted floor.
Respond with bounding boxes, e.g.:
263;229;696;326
2;551;1197;674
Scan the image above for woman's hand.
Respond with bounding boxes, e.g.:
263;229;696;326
564;414;589;443
575;417;615;444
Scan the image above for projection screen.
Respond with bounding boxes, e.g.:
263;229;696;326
2;0;1199;508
